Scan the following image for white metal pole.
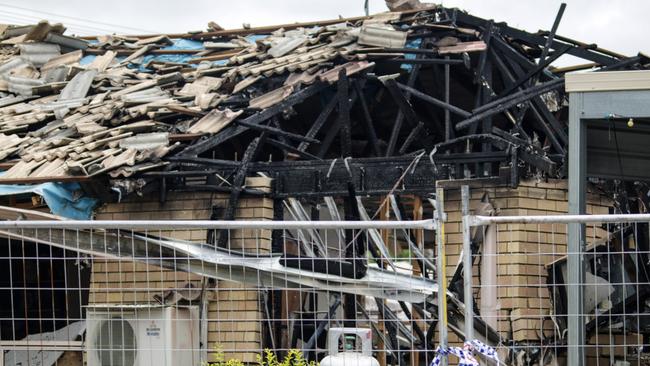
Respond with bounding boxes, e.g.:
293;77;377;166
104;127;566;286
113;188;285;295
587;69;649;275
435;187;448;365
461;186;473;341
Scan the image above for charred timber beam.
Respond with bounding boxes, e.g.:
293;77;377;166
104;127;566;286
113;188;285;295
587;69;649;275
353;80;381;156
266;138;322;160
317;86;362;158
490;35;537;72
454;11;618;66
384;78;424;156
497;44;571;98
395;82;471;118
475;21;494;84
488;48;564;153
264;154;509;198
491;127;557;174
164;154;511;198
599;56;642;71
354;48;439;55
169;185;266;195
456;78;564;130
297;95;337;152
398;122;424;155
490;49;568;150
166;156;241;167
386;62;421;157
180;82;327;156
338;69;352;157
217;132;267;247
434;134;512;152
233;119;319;143
381;58;464;65
539;3;567;64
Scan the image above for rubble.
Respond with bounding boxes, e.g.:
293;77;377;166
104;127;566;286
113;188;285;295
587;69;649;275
0;5;642;196
0;4;647;364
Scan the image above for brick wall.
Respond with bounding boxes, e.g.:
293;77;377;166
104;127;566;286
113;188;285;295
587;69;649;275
91;177;273;363
442;179;611;344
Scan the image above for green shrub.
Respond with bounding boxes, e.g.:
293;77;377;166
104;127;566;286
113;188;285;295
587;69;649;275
204;346;316;366
203;344;245;366
258;349;317;366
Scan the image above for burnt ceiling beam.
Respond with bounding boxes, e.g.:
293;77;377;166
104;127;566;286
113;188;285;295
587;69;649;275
297;95;337;152
166;156;241;167
266;138;321;160
491;127;557;174
395;82;471;118
233;119;319;143
491;48;569;150
474;21;494;84
497;44;572;98
381;58;465;65
453;10;619;66
338;69;352;157
385;77;429;156
538;3;567;64
316;83;365;159
353;80;381;157
386;63;421;157
180;82;327;156
456;78;564;130
490;35;537;72
161;153;512;198
598;56;642;71
398;122;424;155
217;131;267;247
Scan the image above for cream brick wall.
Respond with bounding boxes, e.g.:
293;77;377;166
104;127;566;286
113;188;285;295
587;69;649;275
92;177;273;363
442;179;611;344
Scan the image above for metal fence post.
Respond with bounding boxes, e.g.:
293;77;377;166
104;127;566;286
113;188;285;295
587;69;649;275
435;187;448;365
461;186;473;342
568;92;586;366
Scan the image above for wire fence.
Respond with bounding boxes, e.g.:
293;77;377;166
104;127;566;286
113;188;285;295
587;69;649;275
2;194;650;366
0;219;439;366
463;192;650;366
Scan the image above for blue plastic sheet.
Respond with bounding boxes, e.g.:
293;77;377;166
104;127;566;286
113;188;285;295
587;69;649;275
79;55;96;65
137;38;204;71
0;182;97;219
401;38;422;71
79;55;126;66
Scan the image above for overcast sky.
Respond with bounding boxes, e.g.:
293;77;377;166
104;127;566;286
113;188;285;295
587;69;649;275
4;0;649;65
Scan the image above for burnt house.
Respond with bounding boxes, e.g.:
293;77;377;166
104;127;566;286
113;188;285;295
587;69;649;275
0;1;646;365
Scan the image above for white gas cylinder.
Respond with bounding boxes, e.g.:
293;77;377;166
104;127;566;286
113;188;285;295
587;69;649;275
320;328;380;366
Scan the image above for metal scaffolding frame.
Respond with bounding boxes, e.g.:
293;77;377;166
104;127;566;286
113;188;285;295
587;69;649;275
567;70;650;366
462;184;650;366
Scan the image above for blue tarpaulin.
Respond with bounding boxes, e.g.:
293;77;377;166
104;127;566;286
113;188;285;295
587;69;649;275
0;182;97;220
401;38;422;71
137;38;205;71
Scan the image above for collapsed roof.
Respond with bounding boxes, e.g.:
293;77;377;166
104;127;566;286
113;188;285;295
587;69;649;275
0;3;646;202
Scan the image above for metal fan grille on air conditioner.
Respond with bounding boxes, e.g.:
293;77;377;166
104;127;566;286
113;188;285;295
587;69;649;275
95;318;137;366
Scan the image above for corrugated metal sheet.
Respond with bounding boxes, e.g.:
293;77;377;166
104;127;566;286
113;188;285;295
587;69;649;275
17;42;61;68
58;69;97;101
249;84;294;109
41;49;82;71
358;25;407;48
187;108;243;134
43;32;88;50
0;57;30;75
119;132;169;150
318;61;375;84
7;75;45;96
268;36;307;58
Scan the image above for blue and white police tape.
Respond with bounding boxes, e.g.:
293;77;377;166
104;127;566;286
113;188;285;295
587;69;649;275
430;340;499;366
